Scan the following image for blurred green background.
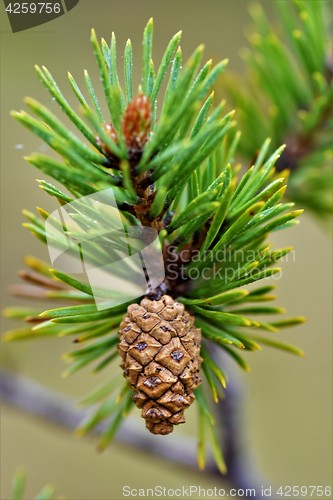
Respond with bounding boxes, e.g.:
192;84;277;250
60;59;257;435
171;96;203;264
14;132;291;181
1;1;332;499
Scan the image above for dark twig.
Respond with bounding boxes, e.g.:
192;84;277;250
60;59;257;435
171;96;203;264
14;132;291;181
0;360;266;498
208;348;267;498
214;362;267;496
0;367;197;467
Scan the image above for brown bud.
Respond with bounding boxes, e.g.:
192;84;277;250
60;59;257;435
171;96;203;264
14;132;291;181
122;94;152;150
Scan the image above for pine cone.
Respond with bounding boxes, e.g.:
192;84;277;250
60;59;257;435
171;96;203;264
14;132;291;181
118;295;202;435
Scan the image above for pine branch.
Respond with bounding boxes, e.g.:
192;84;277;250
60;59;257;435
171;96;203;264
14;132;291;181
5;19;306;473
223;1;333;219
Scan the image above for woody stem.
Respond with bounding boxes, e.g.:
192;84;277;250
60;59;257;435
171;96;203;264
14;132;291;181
0;362;266;498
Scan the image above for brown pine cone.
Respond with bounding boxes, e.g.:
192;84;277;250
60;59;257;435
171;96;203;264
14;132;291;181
118;295;202;435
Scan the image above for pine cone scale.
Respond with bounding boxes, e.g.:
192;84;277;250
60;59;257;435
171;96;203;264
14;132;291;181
118;295;202;435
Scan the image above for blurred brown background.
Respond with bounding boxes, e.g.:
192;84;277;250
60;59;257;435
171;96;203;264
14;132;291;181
1;1;332;499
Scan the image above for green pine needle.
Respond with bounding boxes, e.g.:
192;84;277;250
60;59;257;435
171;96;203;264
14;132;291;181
11;470;62;500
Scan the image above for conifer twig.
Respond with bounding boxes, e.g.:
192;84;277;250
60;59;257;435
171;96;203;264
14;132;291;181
0;367;265;498
223;1;333;219
5;18;305;473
